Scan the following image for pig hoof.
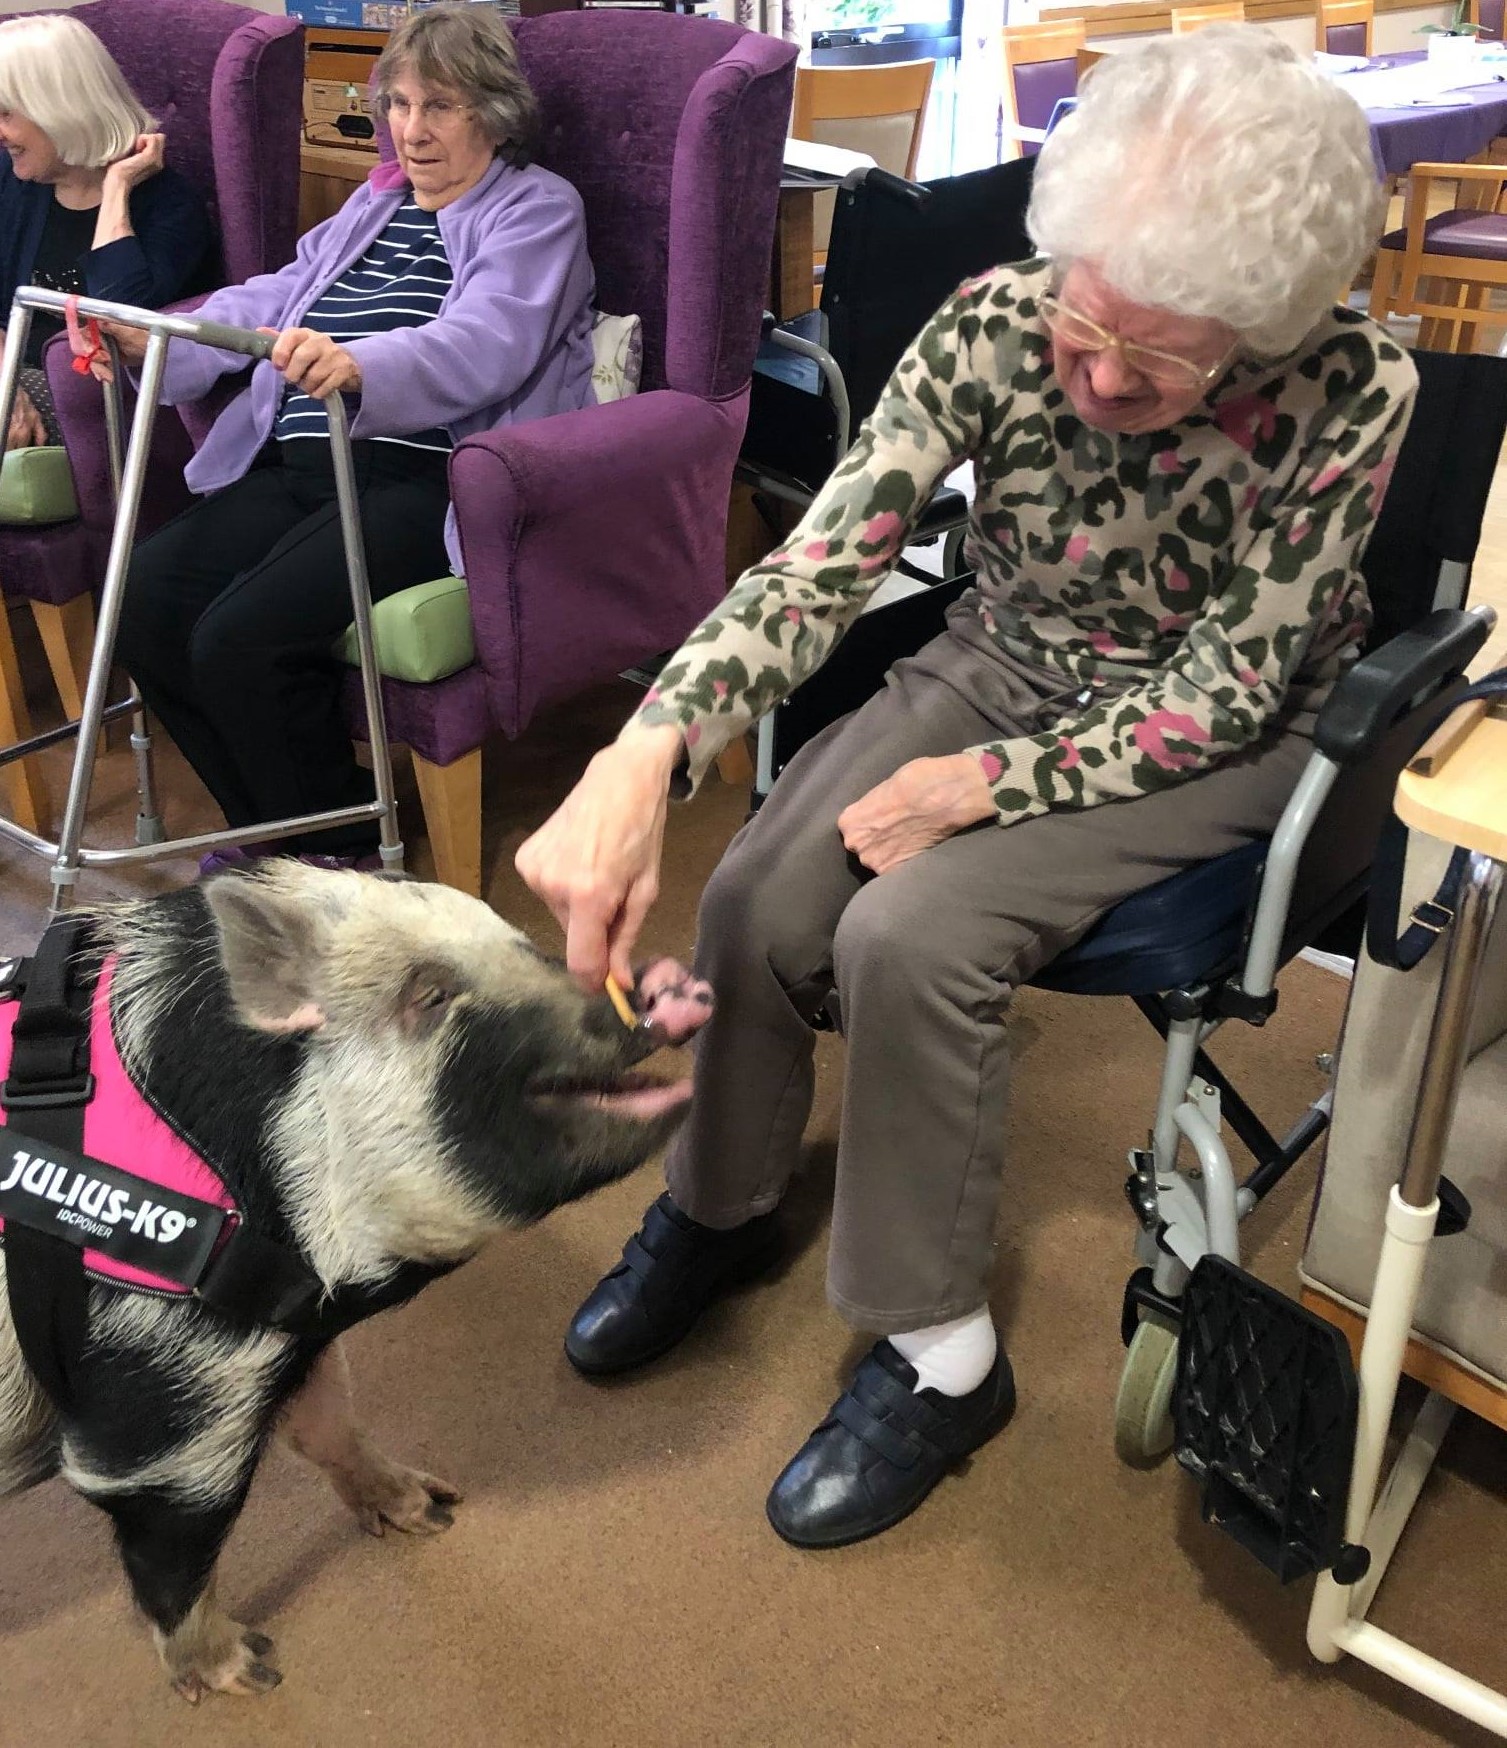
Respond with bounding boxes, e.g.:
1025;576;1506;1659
165;1625;282;1703
343;1458;463;1538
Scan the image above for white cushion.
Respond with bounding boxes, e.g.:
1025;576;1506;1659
590;311;643;404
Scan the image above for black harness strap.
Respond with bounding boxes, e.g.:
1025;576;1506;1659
1;918;96;1413
0;921;448;1399
1367;668;1507;972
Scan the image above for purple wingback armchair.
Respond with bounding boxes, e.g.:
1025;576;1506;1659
0;0;302;814
354;11;797;893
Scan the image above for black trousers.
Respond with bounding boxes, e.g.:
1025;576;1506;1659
118;440;451;855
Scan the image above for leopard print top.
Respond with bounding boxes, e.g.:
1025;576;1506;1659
636;258;1416;825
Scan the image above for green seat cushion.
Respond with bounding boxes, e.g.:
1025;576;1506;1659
335;573;474;683
0;445;78;526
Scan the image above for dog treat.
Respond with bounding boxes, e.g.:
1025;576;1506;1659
604;973;636;1030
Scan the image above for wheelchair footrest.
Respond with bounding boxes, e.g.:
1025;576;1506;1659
1173;1256;1360;1584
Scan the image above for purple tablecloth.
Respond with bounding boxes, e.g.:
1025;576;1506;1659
1351;50;1507;176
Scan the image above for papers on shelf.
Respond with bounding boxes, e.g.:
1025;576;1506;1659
782;138;877;178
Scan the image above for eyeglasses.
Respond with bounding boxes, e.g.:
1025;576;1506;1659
375;93;473;128
1038;293;1236;393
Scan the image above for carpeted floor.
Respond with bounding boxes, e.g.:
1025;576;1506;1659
1;616;1504;1748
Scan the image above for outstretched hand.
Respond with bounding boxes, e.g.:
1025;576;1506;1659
515;723;684;988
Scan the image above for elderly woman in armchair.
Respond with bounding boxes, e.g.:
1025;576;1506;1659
106;2;594;871
518;28;1415;1547
0;12;210;450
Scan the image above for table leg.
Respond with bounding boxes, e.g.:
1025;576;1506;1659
0;598;49;835
772;187;816;322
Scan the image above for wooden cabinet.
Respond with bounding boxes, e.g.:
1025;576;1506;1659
299;140;372;233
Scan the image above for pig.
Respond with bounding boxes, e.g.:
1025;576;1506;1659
0;863;712;1702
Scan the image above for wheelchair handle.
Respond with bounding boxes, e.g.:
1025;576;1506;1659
842;165;931;208
9;288;276;362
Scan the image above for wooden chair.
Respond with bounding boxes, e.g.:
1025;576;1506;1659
1370;162;1507;353
1170;2;1247;30
1001;19;1087;160
1316;0;1373;55
1471;0;1505;40
790;59;935;283
791;59;934;178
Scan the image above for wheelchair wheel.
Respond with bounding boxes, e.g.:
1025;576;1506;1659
942;525;967;579
1114;1313;1179;1467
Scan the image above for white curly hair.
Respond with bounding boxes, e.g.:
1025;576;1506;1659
1027;26;1383;357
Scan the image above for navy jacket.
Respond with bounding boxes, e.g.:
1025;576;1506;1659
0;157;213;329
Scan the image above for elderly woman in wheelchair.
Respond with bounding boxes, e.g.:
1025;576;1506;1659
518;27;1417;1548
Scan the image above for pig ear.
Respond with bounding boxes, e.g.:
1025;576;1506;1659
203;876;329;1034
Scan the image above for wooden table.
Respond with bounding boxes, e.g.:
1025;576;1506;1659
299;141;374;235
772;180;819;321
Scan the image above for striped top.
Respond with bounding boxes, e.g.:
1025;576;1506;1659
275;197;453;452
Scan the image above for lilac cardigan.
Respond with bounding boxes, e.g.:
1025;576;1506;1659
158;155;597;573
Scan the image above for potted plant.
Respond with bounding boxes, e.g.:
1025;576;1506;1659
1420;0;1483;73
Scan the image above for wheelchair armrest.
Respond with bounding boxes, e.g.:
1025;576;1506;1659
1313;605;1496;764
763;321;849;455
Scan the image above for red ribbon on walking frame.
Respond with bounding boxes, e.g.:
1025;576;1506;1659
63;295;107;378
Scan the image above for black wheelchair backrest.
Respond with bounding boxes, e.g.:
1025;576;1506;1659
821;157;1037;435
1359;348;1507;649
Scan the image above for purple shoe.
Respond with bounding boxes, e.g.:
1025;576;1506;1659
197;846;264;879
198;845;382;879
296;852;383;873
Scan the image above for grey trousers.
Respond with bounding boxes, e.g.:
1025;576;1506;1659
665;617;1316;1333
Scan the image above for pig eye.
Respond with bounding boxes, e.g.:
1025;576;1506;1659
415;985;454;1010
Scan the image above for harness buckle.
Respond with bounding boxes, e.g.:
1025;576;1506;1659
1409;898;1454;937
1;1075;97;1112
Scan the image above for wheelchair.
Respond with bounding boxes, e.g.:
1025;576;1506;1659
738;157;1037;650
755;346;1507;1462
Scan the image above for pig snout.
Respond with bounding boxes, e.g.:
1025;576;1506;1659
632;958;713;1045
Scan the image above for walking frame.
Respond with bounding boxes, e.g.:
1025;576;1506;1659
0;288;403;915
1304;708;1507;1737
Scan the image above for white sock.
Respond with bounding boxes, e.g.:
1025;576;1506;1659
889;1308;997;1398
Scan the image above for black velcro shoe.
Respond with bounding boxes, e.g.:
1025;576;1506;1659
564;1193;781;1376
765;1339;1016;1549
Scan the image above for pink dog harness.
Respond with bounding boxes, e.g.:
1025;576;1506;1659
1;917;447;1413
0;956;236;1297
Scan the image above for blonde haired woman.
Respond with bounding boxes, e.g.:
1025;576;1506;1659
0;12;210;449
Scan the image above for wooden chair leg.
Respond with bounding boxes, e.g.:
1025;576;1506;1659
30;595;94;722
1459;280;1489;355
412;746;482;897
30;594;115;757
0;602;50;836
715;735;755;788
1368;247;1398;324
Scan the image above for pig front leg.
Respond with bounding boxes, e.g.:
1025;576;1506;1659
95;1485;280;1701
281;1339;462;1536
